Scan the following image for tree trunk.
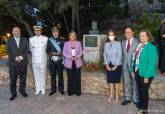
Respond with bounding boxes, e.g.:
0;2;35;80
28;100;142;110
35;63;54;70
47;10;56;26
75;0;81;39
71;0;76;31
22;21;34;37
124;0;129;16
62;12;70;34
11;14;34;37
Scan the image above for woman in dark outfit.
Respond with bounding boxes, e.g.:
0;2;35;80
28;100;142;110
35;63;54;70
158;20;165;76
63;31;83;96
103;29;122;103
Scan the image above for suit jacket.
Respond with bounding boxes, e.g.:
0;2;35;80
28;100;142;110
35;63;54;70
63;41;83;69
6;37;29;66
122;38;139;71
103;41;122;65
130;42;157;79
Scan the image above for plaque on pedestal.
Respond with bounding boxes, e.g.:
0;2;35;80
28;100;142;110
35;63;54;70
83;35;107;63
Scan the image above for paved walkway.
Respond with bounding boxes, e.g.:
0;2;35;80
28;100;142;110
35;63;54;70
0;85;165;114
0;56;7;66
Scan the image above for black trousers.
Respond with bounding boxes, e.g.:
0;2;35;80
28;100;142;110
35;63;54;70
135;72;153;110
9;65;27;96
158;41;165;73
49;61;64;92
67;61;81;96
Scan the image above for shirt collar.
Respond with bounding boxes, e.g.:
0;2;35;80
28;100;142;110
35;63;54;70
54;37;59;41
14;36;20;40
54;36;59;39
35;35;42;37
142;41;148;45
126;37;134;44
128;37;133;41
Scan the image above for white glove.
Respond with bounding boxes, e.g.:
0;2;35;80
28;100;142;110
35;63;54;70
51;56;59;62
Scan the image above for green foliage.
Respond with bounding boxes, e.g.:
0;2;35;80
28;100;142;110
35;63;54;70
133;12;160;41
0;0;8;5
145;0;165;3
38;0;51;10
95;1;125;22
146;0;153;4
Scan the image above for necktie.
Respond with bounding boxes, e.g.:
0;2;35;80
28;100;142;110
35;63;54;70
127;40;130;52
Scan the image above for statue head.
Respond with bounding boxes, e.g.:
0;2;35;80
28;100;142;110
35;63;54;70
92;21;98;30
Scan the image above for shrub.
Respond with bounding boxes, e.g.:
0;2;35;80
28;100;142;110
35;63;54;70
82;60;105;72
133;12;160;41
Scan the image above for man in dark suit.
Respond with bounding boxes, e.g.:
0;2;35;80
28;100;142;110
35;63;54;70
6;26;29;101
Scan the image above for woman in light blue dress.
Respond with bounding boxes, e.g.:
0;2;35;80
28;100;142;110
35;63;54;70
103;29;122;103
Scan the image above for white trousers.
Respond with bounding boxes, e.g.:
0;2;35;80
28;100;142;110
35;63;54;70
32;63;47;92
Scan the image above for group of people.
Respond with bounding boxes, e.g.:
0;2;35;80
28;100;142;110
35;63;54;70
6;26;83;101
103;27;157;114
6;21;164;114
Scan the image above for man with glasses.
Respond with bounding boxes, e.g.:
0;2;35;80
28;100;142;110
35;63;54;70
121;26;139;107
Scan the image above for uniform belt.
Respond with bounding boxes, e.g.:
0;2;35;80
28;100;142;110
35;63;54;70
52;52;60;56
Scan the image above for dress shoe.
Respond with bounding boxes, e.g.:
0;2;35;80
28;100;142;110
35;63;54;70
49;91;56;96
136;110;143;114
142;109;148;114
121;100;131;105
133;101;139;108
136;109;148;114
35;91;40;95
68;93;73;96
76;94;81;96
60;91;65;95
9;95;17;101
20;93;28;97
41;91;45;95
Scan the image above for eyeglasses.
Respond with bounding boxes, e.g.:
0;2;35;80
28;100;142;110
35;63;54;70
125;32;133;34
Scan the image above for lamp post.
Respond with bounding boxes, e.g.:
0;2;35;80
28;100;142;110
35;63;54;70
7;33;11;38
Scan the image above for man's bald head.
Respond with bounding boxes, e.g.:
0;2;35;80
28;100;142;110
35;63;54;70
12;26;21;38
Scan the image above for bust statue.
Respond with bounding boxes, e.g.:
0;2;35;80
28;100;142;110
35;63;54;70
89;21;99;35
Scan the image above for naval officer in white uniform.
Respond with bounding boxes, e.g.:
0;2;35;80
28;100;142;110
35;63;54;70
29;25;48;95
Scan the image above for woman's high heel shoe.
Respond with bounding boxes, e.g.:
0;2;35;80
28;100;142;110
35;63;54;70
108;95;113;102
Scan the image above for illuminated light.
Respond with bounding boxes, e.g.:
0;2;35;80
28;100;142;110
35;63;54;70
7;33;10;37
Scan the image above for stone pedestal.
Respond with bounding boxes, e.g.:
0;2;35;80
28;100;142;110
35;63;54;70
1;64;165;99
83;35;107;63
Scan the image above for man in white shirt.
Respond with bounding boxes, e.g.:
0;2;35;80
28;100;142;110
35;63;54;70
6;26;29;101
29;25;48;95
